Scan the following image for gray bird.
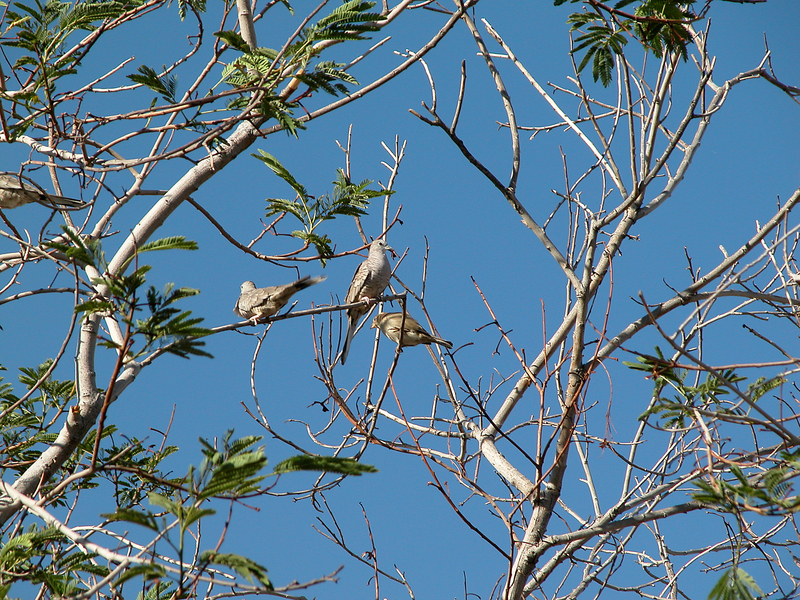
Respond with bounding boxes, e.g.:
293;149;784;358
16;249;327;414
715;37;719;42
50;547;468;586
0;172;86;209
372;312;453;350
234;275;326;323
337;238;394;365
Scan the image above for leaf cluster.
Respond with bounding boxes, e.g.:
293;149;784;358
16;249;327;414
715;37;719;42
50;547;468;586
1;356;377;597
0;526;109;596
126;65;222;136
0;361;75;478
555;0;695;86
98;438;182;509
626;347;775;430
215;1;378;135
1;361;183;514
48;230;213;360
191;431;268;500
99;430;376;594
0;362;183;596
2;0;207;139
693;450;800;517
1;0;143;108
99;432;272;592
134;283;212;359
256;151;389;262
627;348;792;599
215;39;307;135
628;351;800;509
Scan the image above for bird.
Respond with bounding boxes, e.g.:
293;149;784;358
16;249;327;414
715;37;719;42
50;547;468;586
337;238;394;365
234;275;326;324
0;172;86;209
372;312;453;350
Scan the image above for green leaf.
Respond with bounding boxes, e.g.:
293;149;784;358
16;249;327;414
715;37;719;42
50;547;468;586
708;567;763;600
308;0;382;42
571;24;627;87
181;506;216;529
214;29;251;53
219;48;280;84
257;96;305;136
59;1;132;33
294;60;359;97
115;564;168;589
200;551;272;588
74;299;114;314
195;432;268;499
199;451;266;499
273;455;378;475
747;375;783;402
56;550;108;575
101;508;161;532
253;150;308;198
127;65;178;103
133;283;212;358
2;0;138;96
632;0;693;60
177;0;205;20
118;236;198;273
294;231;333;263
46;226;104;267
147;491;181;515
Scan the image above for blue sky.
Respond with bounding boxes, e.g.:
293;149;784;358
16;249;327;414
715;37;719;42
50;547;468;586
2;1;800;598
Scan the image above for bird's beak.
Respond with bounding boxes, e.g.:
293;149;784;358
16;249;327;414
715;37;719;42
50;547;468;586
387;246;397;259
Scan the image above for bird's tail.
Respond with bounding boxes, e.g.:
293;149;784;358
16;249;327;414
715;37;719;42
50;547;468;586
39;194;86;208
294;274;326;291
336;318;356;366
433;337;454;350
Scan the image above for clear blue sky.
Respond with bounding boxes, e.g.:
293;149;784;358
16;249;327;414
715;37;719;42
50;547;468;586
2;2;800;598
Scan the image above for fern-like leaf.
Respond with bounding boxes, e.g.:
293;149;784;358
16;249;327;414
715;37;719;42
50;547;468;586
708;567;762;600
273;455;378;475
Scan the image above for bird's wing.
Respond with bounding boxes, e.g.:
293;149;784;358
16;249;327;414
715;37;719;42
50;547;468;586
345;262;370;304
234;290;258;317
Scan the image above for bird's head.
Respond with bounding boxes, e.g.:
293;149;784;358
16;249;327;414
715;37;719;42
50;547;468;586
371;312;387;329
371;238;396;258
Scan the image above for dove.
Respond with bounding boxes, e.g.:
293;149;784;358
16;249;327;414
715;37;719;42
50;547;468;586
234;275;326;324
337;238;394;365
372;312;453;350
0;172;86;209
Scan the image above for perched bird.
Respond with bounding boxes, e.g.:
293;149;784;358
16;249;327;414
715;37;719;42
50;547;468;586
0;172;86;209
337;238;394;365
234;275;326;324
372;312;453;350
